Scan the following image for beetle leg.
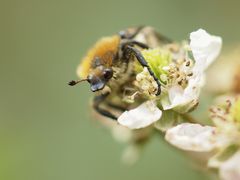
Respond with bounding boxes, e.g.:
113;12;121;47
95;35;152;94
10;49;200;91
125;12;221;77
93;92;117;120
128;40;149;49
106;102;126;112
119;26;144;39
123;46;161;96
154;31;172;44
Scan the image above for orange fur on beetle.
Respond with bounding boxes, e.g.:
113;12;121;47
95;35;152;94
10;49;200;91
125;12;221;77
77;35;120;78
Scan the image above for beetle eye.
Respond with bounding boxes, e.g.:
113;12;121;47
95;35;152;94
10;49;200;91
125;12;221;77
103;69;113;80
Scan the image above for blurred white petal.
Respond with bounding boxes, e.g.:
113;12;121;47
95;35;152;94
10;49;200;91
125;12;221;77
190;28;222;71
118;100;162;129
220;151;240;180
121;145;141;165
165;123;217;152
111;126;132;143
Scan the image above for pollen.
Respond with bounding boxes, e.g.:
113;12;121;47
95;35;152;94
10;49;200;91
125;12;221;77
134;67;158;97
166;60;193;88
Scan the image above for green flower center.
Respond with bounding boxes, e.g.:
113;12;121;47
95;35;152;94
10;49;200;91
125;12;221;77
135;48;171;83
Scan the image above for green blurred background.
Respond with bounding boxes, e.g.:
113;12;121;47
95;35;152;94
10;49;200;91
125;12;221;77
1;0;240;179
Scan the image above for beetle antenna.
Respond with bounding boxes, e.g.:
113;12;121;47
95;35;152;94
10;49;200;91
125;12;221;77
68;79;88;86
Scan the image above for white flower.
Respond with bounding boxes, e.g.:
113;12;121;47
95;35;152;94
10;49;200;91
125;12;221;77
117;100;162;129
162;29;222;111
165;123;217;152
219;151;240;180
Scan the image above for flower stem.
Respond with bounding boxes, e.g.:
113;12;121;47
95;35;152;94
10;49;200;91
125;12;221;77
180;113;199;124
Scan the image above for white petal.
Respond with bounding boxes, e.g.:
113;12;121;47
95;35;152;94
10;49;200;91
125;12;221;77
118;100;162;129
162;85;185;110
162;76;200;110
220;151;240;180
168;85;184;105
165;123;217;152
190;29;222;71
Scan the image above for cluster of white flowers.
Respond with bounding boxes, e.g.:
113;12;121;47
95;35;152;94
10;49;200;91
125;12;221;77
97;28;240;179
117;29;222;130
113;29;240;180
165;96;240;180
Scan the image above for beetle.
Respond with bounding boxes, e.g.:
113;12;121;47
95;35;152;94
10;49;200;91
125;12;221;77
69;26;171;120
